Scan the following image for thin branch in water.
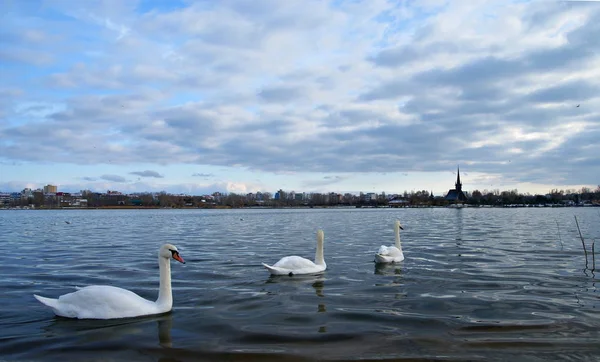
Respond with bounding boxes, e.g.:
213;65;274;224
556;220;563;250
574;215;588;269
592;240;596;272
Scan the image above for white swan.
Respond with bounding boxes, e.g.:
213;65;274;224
33;243;185;319
375;220;405;263
262;229;326;276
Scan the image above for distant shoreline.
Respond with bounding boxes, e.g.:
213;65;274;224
1;204;598;211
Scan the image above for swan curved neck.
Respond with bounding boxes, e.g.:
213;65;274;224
315;232;325;266
156;256;172;309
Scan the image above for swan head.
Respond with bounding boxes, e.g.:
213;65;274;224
395;220;404;230
160;243;185;264
317;229;324;242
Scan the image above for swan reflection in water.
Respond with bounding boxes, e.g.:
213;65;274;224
312;279;326;315
312;278;327;332
374;263;406;300
265;274;327;332
157;314;172;348
374;262;404;276
42;312;174;349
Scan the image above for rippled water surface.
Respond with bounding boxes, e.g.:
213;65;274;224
1;208;599;361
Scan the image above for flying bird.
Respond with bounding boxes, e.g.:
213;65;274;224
576;104;580;107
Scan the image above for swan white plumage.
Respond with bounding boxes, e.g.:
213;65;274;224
262;229;326;276
33;243;185;319
374;220;405;263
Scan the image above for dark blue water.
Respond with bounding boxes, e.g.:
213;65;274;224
1;208;599;361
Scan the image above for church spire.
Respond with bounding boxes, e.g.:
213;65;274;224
455;166;462;192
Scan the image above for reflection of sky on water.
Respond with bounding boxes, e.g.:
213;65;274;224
1;208;599;361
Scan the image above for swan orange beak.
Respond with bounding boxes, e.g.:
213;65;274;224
173;253;185;264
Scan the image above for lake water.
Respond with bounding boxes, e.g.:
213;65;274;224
1;207;599;361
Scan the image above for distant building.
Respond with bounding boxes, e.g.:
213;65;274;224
445;166;468;203
274;189;286;200
362;192;377;202
21;188;33;199
43;184;57;194
388;197;409;207
0;193;10;205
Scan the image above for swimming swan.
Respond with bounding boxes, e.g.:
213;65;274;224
262;230;326;276
33;243;185;319
374;220;405;263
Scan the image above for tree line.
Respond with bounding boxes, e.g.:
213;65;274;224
467;186;600;206
3;186;599;208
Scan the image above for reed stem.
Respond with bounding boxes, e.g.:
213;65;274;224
574;215;588;269
592;240;596;272
556;220;563;249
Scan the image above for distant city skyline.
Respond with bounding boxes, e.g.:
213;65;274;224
1;1;599;196
1;171;596;198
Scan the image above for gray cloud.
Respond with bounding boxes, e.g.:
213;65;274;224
368;42;461;68
525;81;599;103
18;181;231;196
100;175;127;183
302;175;349;188
130;170;164;178
1;0;599;193
414;56;524;88
358;79;411;102
258;86;305;103
0;48;53;66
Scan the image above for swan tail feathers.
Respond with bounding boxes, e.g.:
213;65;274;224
262;263;277;272
374;254;392;264
34;294;60;309
374;253;404;263
262;263;289;276
378;245;390;255
262;263;274;270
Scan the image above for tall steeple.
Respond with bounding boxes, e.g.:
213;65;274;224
445;165;467;203
455;166;462;192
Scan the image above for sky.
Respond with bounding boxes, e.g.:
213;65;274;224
1;0;599;196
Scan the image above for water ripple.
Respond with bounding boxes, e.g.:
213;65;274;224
1;207;599;361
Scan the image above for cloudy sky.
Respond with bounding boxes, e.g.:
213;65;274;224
1;0;599;196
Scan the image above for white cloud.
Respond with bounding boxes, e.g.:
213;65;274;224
1;0;599;194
